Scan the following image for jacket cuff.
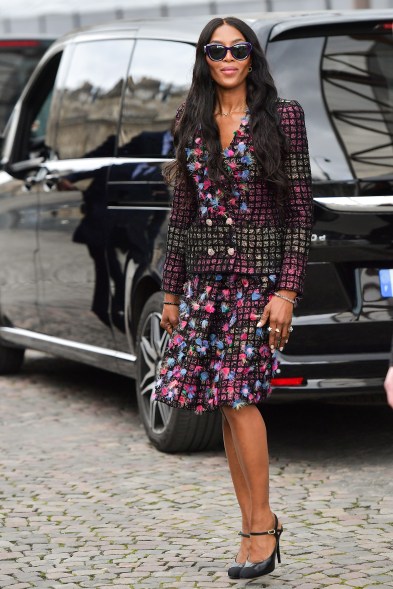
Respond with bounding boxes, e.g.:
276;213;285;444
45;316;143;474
161;253;186;296
160;286;183;297
276;271;304;296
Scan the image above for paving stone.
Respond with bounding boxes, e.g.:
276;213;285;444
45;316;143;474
0;352;392;589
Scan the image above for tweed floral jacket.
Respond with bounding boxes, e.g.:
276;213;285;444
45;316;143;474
161;98;313;297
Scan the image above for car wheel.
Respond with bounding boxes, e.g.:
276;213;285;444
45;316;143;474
0;344;25;374
135;291;223;453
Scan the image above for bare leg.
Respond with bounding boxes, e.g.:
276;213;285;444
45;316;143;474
221;410;251;563
221;404;280;563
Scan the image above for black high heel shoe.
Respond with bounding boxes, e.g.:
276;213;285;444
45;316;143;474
239;514;283;579
227;531;250;579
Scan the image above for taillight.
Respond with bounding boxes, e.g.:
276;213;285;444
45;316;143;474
271;377;305;386
374;23;393;31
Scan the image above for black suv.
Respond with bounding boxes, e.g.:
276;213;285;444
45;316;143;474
0;11;392;452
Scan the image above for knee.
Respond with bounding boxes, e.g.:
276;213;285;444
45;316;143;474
221;404;256;424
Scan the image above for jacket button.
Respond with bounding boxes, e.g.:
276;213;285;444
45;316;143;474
208;247;215;256
227;247;235;255
206;218;213;226
226;217;233;225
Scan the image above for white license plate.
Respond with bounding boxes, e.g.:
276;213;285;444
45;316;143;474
379;269;393;297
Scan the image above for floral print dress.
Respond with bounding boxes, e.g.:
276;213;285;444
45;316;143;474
153;112;279;414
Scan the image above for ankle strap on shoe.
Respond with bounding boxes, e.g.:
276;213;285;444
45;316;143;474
250;514;282;537
238;531;250;538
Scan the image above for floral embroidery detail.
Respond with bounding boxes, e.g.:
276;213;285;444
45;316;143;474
185;113;255;223
154;274;279;414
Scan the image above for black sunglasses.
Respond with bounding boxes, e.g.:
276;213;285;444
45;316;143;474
204;42;253;62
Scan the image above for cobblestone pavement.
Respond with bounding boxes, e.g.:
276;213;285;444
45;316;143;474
0;351;392;589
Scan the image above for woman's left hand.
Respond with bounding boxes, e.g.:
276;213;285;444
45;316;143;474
257;291;296;352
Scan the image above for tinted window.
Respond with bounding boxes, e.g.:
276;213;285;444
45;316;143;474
322;33;393;179
118;39;195;157
267;28;393;181
55;40;133;159
267;37;353;182
6;51;63;164
31;90;53;142
0;40;52;132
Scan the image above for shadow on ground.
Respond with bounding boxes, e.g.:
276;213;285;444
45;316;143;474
20;351;393;465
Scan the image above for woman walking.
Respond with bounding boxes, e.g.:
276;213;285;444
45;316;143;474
153;16;313;579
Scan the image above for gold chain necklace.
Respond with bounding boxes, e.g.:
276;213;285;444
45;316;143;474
215;104;247;117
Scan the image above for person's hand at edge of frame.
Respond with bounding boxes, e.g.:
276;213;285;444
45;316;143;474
384;366;393;409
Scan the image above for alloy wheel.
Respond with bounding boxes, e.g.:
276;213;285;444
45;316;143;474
138;311;171;434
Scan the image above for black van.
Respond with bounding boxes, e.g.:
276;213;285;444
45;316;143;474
0;11;392;452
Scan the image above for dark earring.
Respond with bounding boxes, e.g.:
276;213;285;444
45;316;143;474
248;66;253;73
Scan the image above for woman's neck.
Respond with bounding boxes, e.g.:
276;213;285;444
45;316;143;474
215;87;248;116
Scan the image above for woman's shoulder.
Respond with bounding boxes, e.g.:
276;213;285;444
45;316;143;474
276;97;305;120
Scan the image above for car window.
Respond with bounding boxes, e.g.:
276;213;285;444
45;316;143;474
267;25;393;181
322;32;393;179
31;90;53;141
3;51;63;165
118;39;195;158
54;39;134;160
0;40;52;133
266;36;353;182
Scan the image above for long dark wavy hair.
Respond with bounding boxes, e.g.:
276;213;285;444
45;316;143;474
167;16;290;201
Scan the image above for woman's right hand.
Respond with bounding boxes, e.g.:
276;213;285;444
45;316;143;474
160;302;180;335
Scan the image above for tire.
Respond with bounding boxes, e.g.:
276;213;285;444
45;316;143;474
135;291;223;453
0;344;25;374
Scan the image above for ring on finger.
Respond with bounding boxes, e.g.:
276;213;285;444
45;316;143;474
275;328;281;333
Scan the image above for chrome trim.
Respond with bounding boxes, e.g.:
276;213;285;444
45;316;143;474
277;351;390;365
107;206;170;211
108;181;167;185
314;195;393;212
271;376;385;401
110;157;169;165
302;377;384;390
0;327;136;362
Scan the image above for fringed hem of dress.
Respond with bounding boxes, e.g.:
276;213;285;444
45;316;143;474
153;273;279;414
152;395;267;414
